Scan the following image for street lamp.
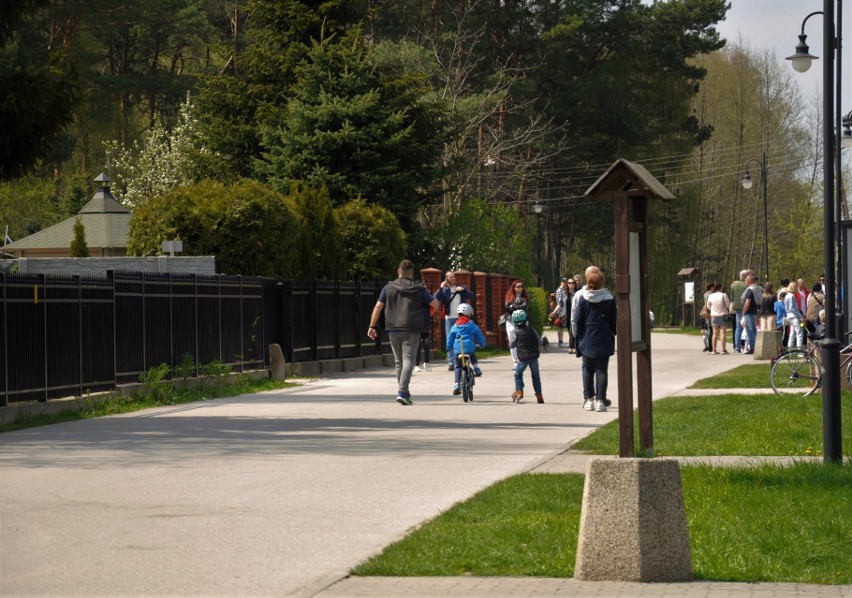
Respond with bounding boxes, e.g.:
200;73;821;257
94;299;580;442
787;2;843;464
741;151;770;282
533;187;558;291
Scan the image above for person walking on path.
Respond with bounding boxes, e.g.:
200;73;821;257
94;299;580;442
784;281;806;349
368;260;440;405
509;309;544;403
730;270;749;353
550;278;570;348
433;271;476;371
739;274;762;355
705;281;731;354
504;279;529;369
573;267;616;412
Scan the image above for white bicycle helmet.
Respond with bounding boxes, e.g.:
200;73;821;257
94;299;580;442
456;303;474;317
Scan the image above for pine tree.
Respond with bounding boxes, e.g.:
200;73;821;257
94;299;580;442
70;218;90;257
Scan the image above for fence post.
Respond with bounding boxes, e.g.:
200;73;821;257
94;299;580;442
40;273;47;402
335;279;341;359
311;280;319;361
76;274;83;398
1;273;6;407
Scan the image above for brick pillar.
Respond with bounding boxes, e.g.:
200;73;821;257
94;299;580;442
493;273;511;349
474;271;489;347
420;267;442;359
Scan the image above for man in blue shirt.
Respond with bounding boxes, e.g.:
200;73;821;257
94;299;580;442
368;260;440;405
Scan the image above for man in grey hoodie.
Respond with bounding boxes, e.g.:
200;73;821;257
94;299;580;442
572;266;617;412
368;259;440;405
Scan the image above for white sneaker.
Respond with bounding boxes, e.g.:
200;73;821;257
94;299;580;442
512;361;519;370
423;363;432;371
583;398;594;411
593;399;607;412
414;365;422;373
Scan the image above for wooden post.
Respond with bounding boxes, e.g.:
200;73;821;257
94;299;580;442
614;194;634;458
634;198;653;456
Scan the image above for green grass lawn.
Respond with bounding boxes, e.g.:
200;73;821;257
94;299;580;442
689;363;772;389
354;464;852;584
353;363;852;585
571;392;852;457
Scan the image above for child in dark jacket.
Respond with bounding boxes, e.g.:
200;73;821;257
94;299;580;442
509;309;543;403
446;303;486;396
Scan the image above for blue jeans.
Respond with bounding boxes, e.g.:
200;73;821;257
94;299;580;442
389;331;420;394
733;310;743;350
454;352;479;385
742;313;757;353
444;317;458;364
581;356;610;402
514;358;542;394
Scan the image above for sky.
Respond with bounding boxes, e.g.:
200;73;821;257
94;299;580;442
714;0;851;115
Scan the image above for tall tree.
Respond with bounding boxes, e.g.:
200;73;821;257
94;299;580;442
255;30;448;227
196;0;366;178
0;0;80;179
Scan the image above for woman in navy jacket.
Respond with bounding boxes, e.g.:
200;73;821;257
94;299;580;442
573;267;616;413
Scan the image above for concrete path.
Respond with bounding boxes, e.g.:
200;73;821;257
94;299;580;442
1;332;845;597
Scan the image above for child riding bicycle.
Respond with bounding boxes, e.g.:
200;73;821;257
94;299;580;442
446;303;486;396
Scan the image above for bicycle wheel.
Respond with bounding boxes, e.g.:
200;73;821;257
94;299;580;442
461;367;471;402
770;350;822;396
466;365;474;401
846;360;852;388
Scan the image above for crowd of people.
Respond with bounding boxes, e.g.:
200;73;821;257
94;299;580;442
367;262;616;413
700;269;827;355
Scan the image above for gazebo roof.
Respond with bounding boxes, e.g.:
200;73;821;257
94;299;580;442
3;177;130;252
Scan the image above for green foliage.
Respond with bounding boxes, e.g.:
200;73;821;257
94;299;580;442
0;0;80;179
423;199;535;283
336;198;407;280
127;179;301;278
69;218;89;257
138;363;174;404
256;30;447;227
196;0;367;178
0;176;62;241
106;95;226;209
525;286;548;334
284;182;344;280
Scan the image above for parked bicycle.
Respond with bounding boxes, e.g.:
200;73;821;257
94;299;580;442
770;328;852;396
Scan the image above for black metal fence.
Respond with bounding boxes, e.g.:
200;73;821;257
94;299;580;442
0;272;384;406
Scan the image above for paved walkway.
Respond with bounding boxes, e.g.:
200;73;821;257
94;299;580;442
1;332;847;597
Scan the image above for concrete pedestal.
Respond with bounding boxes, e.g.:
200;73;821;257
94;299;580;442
574;457;692;582
754;321;781;360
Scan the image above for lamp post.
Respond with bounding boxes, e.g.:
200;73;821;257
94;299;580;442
534;185;558;291
786;1;842;463
741;151;770;282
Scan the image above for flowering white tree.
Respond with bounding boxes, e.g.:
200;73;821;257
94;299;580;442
104;94;221;209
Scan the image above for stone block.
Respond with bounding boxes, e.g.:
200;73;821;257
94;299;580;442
341;357;365;372
320;360;343;374
574;457;692;582
363;355;385;369
269;344;286;381
754;328;781;360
